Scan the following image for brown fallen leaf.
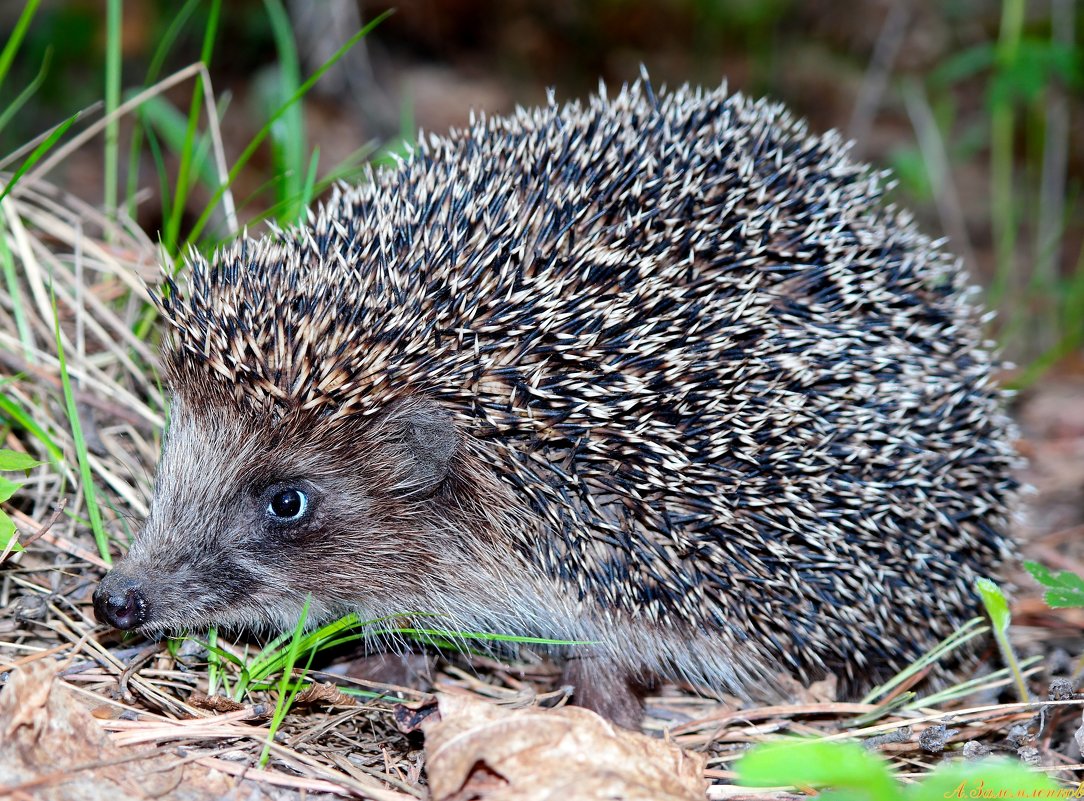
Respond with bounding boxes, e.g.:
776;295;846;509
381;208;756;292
293;681;358;707
423;693;707;801
771;672;838;705
187;690;246;713
0;661;262;801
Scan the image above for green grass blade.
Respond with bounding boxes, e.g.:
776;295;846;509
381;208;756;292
847;693;916;728
141;111;173;235
136;95;218;188
183;10;392;250
0;112;80;203
206;627;220;696
860;617;987;705
1013;238;1084;386
326;142;379;178
0;0;41;92
126;0;202;220
912;655;1042;708
259;595;311;766
0;46;52;139
262;0;305;221
193;636;247;670
986;0;1026;309
1007;324;1084;390
164;0;221;253
104;0;122;221
389;627;587;646
145;0;201;84
51;293;110;563
0;217;32;358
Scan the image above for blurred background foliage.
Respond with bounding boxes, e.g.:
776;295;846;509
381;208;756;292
0;0;1082;372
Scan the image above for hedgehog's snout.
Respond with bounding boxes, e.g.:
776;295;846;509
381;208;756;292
94;571;149;630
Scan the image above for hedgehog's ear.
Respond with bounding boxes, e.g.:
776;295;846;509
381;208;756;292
388;401;461;497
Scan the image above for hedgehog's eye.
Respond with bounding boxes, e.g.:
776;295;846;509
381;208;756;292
267;488;308;521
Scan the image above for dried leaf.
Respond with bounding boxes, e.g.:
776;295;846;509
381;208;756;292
0;662;267;801
187;691;245;713
293;681;357;707
423;694;706;801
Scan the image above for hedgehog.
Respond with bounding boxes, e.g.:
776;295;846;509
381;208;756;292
93;74;1019;727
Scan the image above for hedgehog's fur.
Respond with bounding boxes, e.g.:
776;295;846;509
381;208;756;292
97;75;1019;724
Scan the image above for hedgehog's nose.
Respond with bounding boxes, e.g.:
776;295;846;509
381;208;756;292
93;574;149;630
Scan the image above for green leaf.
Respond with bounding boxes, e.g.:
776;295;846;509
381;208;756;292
930;42;995;87
989;39;1082;107
736;740;900;801
0;508;24;553
0;396;63;464
1045;591;1084;609
911;758;1058;799
1024;561;1084;608
975;576;1029;702
0;449;42;472
0;475;21;503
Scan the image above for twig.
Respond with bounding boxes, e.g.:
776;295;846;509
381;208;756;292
1033;0;1072;352
848;0;911;154
901;77;978;274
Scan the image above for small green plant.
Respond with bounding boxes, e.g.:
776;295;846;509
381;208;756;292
1024;561;1084;608
975;577;1028;702
900;0;1084;373
177;606;587;766
736;738;1058;800
193;611;585;705
0;447;41;553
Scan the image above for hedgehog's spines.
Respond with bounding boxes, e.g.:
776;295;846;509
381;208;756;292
156;76;1018;691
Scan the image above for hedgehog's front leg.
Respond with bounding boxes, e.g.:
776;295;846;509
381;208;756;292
561;657;653;729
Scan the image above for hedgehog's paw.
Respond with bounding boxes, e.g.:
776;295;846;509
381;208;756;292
344;651;433;692
561;657;652;729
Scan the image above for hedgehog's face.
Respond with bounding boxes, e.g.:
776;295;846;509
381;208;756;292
93;395;464;635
